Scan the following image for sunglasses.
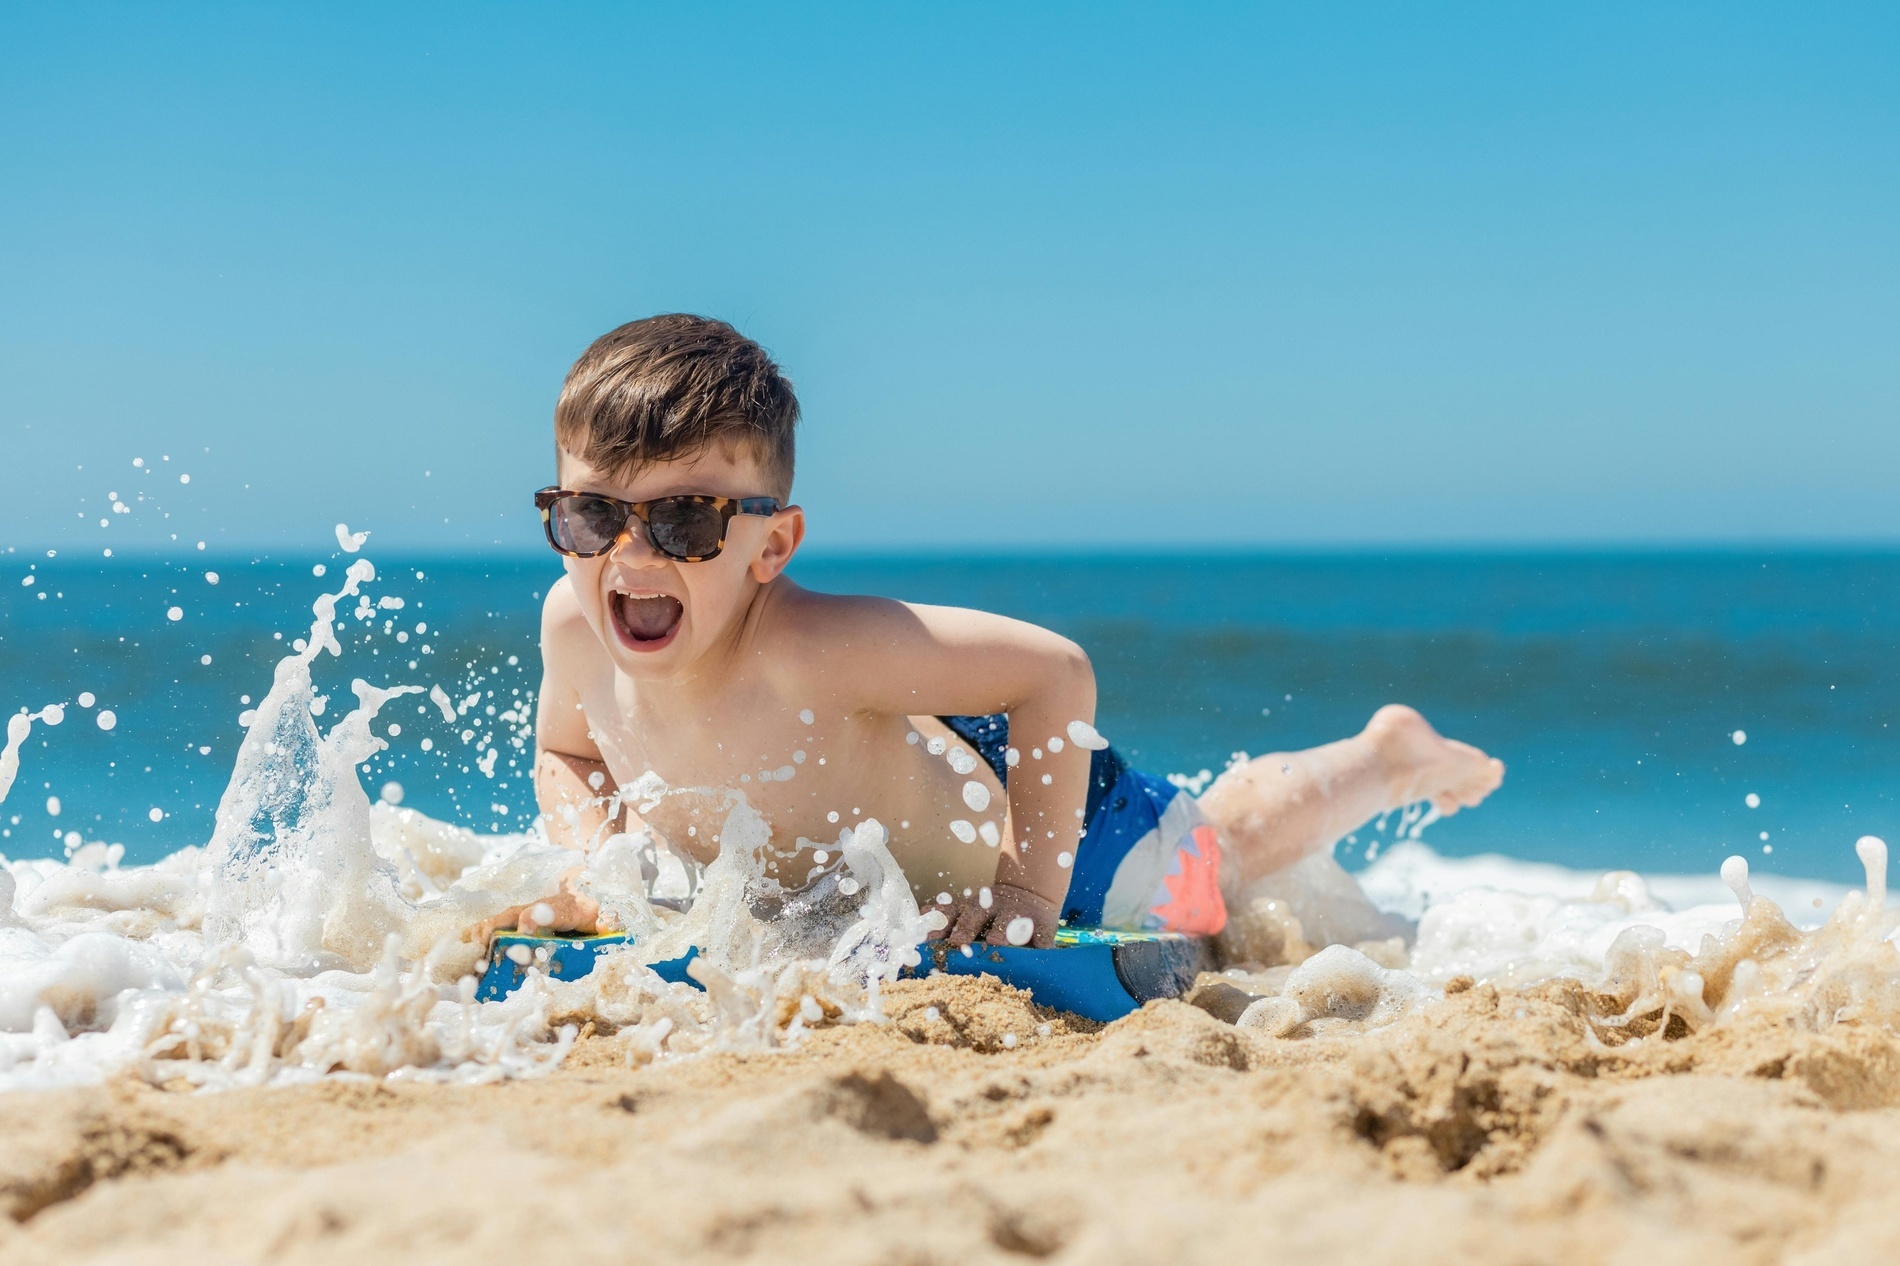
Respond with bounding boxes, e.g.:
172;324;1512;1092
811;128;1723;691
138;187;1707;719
533;487;781;562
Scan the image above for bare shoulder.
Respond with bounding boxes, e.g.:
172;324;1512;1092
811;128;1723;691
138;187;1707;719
536;577;605;757
542;574;585;630
765;583;1070;650
754;582;913;654
540;576;598;659
749;580;1086;717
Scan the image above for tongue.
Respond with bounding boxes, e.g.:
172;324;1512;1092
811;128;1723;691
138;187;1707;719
620;594;683;641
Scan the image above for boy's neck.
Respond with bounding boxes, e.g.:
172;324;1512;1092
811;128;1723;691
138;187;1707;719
615;574;787;711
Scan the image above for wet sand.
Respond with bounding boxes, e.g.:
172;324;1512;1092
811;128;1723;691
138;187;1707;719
6;970;1900;1266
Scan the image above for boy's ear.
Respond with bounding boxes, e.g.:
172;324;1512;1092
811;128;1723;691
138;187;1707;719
748;505;805;584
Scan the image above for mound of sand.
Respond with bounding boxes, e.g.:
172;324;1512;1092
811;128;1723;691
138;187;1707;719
5;969;1900;1266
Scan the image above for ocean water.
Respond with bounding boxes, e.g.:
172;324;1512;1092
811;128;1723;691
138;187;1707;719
2;549;1895;885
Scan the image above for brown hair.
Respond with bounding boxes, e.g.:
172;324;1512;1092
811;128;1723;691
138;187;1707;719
554;314;799;497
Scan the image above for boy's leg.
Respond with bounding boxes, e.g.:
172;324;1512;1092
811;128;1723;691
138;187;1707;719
1197;705;1504;890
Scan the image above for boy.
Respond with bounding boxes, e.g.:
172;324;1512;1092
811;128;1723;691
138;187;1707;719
514;315;1503;949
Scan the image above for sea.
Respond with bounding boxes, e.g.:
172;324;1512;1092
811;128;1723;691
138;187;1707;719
3;548;1895;887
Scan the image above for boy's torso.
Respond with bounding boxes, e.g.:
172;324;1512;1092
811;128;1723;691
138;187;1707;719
553;595;1008;901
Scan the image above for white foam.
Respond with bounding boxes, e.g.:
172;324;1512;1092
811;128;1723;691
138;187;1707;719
1346;838;1873;989
1238;944;1428;1038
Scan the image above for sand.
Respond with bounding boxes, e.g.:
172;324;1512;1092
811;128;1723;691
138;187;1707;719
5;968;1900;1266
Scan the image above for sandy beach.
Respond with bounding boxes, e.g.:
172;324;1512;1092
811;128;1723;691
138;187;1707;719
6;963;1900;1266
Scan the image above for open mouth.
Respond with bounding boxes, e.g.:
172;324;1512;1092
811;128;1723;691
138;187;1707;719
610;590;685;651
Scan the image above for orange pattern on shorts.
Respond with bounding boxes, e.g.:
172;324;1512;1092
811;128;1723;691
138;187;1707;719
1147;824;1227;935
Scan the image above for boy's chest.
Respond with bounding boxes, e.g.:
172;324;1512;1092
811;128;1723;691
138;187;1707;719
582;683;876;847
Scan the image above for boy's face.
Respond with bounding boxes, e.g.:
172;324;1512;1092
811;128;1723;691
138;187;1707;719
554;443;803;683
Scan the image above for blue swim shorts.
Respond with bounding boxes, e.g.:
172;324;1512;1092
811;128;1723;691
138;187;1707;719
939;714;1228;935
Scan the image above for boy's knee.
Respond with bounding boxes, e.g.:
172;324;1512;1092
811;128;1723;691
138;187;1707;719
1050;636;1094;689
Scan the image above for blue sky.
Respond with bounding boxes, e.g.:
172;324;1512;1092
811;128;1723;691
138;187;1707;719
2;3;1896;554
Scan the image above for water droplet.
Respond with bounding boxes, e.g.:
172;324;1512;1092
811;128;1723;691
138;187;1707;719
1067;720;1108;750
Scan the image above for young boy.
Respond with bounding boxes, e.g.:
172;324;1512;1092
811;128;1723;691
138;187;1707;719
515;314;1503;949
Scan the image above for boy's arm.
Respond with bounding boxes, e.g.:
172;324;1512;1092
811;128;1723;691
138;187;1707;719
786;593;1097;945
464;581;618;943
534;578;622;851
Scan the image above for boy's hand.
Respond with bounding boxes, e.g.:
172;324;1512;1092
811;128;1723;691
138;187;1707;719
927;882;1060;949
462;868;613;945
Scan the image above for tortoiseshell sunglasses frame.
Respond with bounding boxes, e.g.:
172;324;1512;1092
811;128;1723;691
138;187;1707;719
533;487;781;562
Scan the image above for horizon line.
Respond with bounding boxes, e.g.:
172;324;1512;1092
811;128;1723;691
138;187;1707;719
9;539;1900;565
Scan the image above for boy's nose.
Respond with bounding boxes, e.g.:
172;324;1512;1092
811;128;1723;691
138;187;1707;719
607;523;667;567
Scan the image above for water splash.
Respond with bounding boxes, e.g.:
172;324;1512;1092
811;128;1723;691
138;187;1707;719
0;704;66;806
202;558;421;970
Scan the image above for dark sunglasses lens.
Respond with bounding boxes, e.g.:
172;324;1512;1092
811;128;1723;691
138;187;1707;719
646;500;725;559
548;496;625;554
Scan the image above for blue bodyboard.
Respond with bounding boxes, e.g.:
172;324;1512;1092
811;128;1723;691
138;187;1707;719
476;926;1209;1022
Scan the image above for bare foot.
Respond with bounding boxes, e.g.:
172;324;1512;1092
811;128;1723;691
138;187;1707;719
1364;704;1505;816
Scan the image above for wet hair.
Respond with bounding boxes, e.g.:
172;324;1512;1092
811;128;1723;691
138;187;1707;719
554;314;798;497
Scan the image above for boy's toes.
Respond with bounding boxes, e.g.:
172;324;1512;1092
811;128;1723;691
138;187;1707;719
1428;756;1504;816
1455;757;1506;808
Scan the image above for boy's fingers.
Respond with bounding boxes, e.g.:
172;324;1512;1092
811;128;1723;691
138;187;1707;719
980;918;1056;948
979;912;1024;946
949;901;989;945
